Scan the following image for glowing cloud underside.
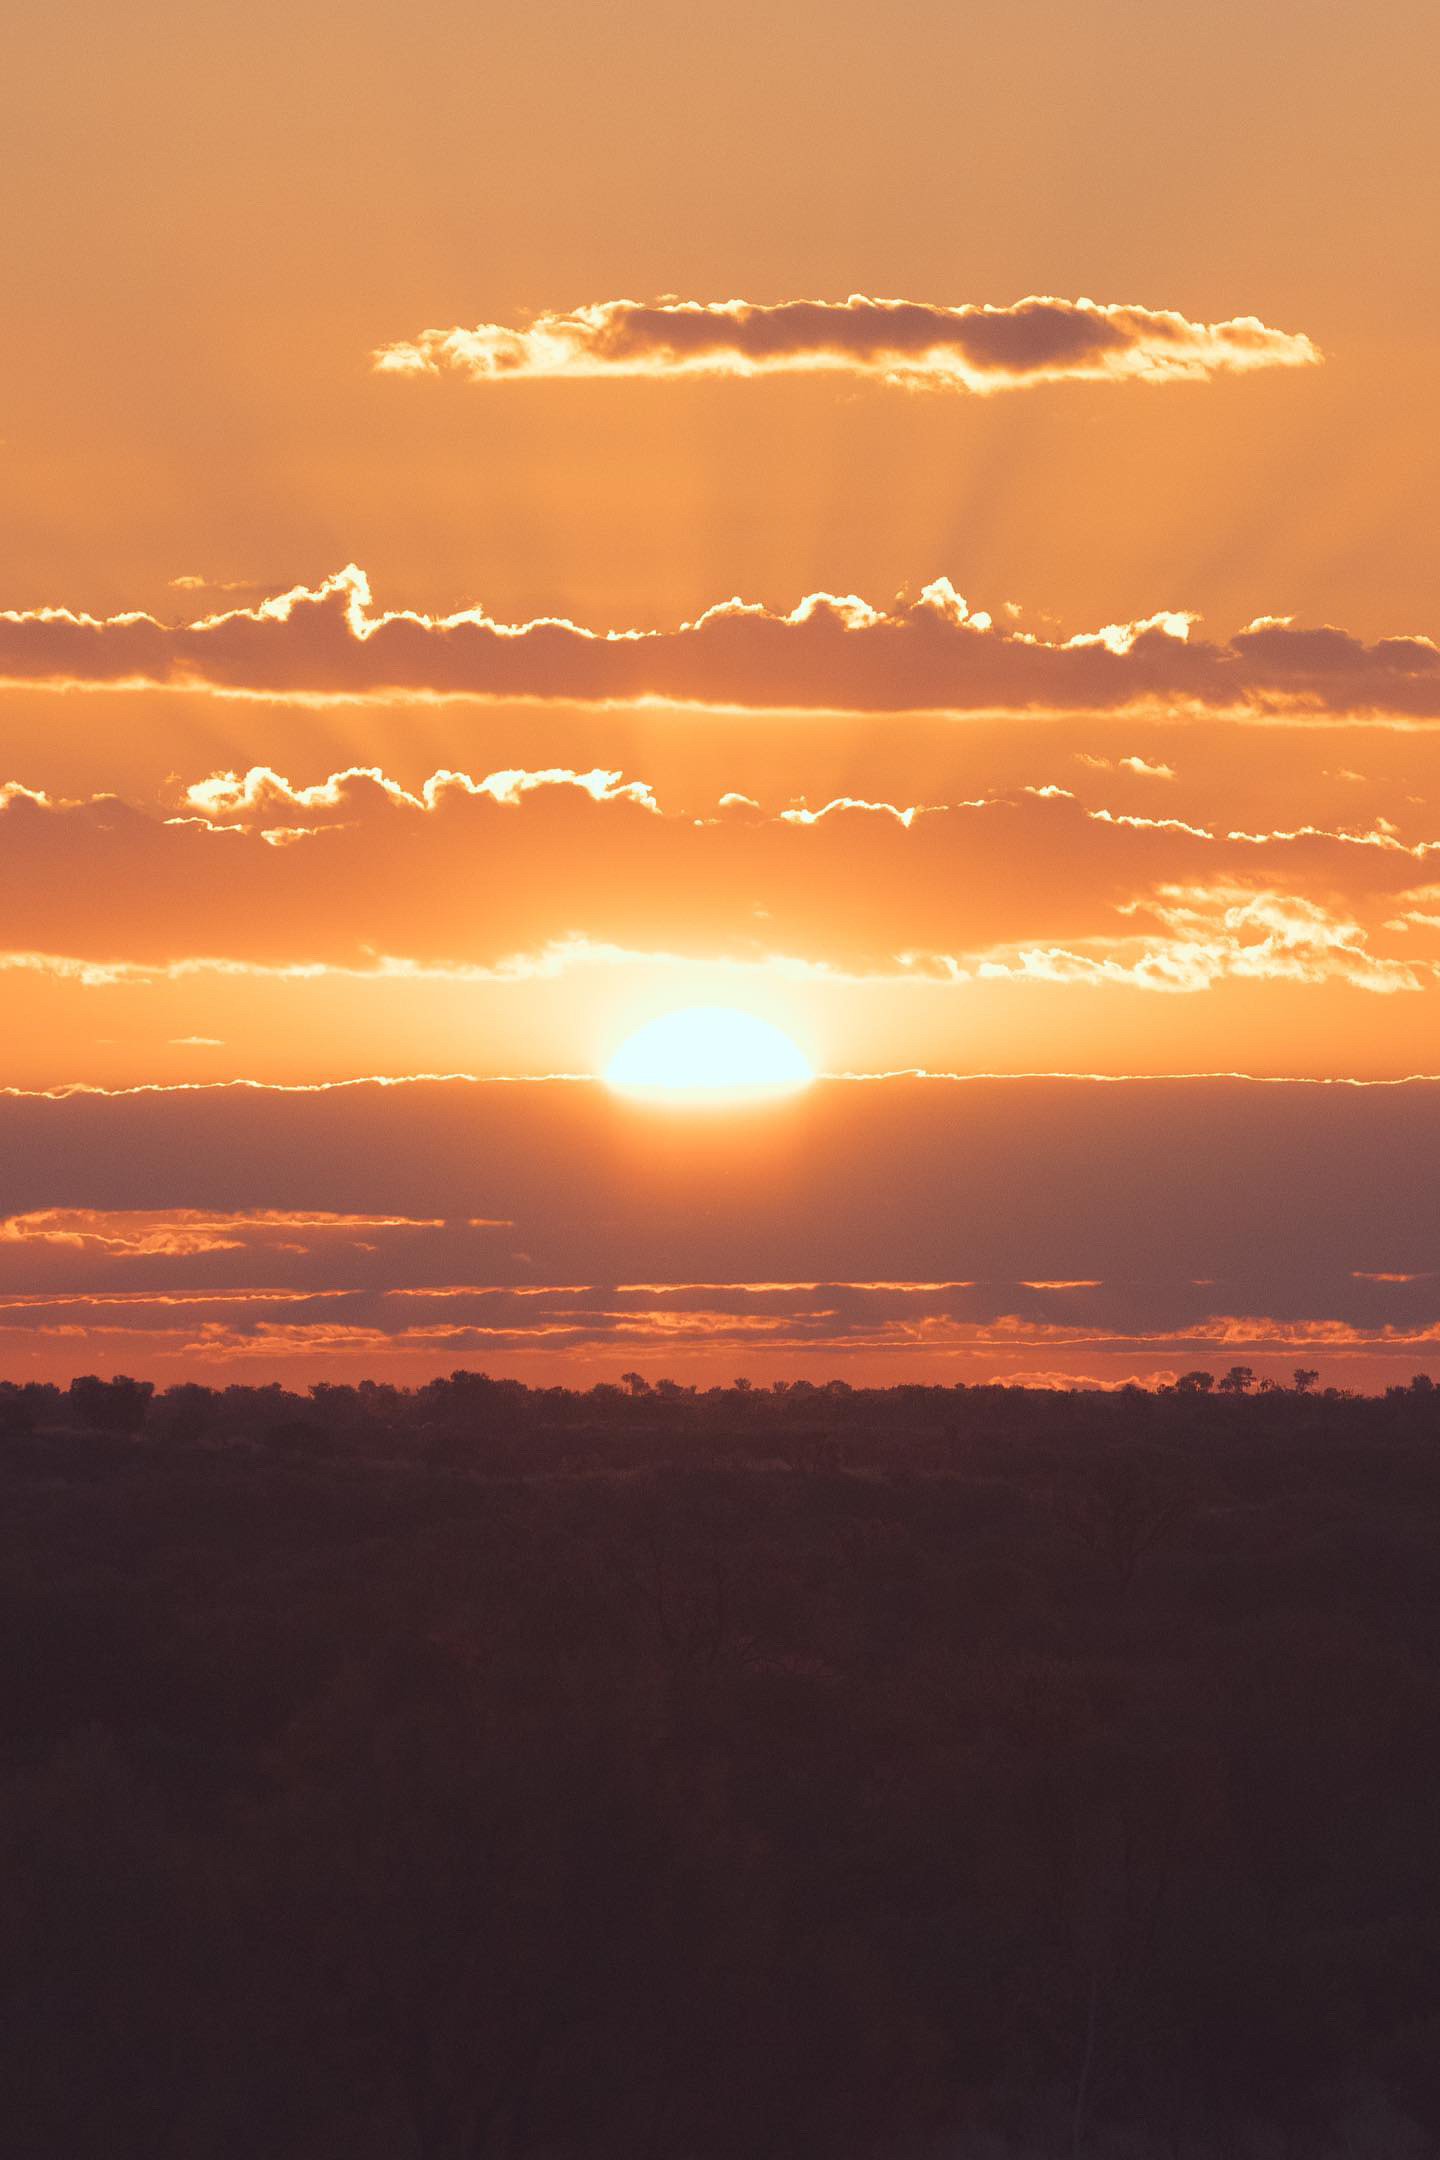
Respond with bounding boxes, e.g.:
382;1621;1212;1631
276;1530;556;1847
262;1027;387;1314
603;1008;814;1097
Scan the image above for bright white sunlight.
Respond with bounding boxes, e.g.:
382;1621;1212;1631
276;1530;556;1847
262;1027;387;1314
602;1007;815;1098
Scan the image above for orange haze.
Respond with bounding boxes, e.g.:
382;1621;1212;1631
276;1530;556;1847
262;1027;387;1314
3;0;1438;1386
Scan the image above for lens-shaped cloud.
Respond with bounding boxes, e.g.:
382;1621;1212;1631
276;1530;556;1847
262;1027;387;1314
374;294;1319;392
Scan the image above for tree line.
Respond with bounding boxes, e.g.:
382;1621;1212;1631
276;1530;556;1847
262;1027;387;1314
0;1371;1438;2155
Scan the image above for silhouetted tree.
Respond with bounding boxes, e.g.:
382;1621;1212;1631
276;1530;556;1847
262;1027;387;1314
150;1383;217;1444
1053;1450;1194;1591
67;1374;154;1434
0;1384;36;1437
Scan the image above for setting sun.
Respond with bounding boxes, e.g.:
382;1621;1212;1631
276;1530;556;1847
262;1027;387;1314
603;1007;814;1098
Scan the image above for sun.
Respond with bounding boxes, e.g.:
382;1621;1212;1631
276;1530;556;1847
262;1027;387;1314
603;1007;815;1099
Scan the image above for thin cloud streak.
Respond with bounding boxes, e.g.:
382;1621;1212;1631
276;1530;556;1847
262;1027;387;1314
374;294;1320;392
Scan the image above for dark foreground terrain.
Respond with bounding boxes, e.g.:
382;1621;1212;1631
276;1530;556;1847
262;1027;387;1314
1;1370;1439;2158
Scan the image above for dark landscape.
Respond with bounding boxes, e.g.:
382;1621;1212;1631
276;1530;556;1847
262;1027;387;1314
3;1370;1438;2158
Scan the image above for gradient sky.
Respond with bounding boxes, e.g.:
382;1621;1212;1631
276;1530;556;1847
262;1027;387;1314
3;0;1439;1387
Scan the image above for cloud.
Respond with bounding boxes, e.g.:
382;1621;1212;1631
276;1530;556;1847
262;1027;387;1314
373;295;1319;392
0;1076;1437;1383
0;1206;452;1257
977;888;1426;996
2;567;1433;717
8;1292;1436;1370
1;766;1436;991
1079;753;1177;779
168;574;281;602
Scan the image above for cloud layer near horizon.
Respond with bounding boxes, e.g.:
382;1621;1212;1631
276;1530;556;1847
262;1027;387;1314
373;295;1320;392
3;569;1436;716
0;1076;1437;1385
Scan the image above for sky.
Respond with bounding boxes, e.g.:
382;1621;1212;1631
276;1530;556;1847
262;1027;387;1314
3;0;1439;1389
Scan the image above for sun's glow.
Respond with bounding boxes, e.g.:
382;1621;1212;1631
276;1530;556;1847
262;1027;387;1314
603;1008;815;1099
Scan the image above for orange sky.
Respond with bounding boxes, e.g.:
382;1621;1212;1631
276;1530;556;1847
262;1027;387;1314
3;0;1439;1387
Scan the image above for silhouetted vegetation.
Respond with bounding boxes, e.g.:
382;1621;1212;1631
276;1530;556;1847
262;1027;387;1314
2;1369;1439;2157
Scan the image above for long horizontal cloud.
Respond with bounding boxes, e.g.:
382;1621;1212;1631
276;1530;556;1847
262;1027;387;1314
2;768;1436;990
0;1076;1437;1383
3;568;1433;716
373;295;1319;392
10;1075;1436;1277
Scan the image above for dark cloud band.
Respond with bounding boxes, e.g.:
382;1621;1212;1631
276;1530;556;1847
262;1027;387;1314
0;1076;1436;1381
